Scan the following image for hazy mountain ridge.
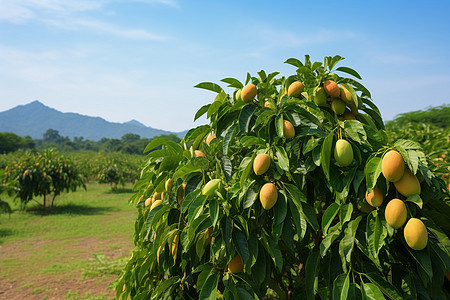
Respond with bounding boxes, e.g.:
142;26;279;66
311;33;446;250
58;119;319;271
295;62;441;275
0;100;187;141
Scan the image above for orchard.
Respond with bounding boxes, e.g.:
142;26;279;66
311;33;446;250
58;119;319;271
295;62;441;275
116;55;450;299
3;149;86;208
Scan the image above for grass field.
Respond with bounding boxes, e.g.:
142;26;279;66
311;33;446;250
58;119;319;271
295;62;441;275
0;183;136;300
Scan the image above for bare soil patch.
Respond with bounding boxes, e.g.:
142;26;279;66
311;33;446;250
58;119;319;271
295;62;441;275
0;211;134;300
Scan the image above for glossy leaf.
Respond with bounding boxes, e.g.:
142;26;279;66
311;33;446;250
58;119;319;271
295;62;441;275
194;82;224;93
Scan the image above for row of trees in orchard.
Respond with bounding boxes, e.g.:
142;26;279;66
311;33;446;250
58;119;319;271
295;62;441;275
116;55;449;299
0;129;181;155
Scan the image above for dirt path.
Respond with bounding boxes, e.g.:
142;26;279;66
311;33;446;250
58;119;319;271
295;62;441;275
0;211;134;300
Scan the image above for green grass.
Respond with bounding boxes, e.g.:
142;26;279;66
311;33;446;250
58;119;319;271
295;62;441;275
0;182;136;298
0;183;135;244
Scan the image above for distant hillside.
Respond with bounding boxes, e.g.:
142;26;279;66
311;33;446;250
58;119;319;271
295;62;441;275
0;101;187;141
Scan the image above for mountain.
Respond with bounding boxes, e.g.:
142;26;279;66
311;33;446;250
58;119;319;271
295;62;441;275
124;119;147;128
0;100;187;141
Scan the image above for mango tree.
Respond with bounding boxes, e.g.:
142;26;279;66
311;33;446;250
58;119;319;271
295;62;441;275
8;149;86;208
116;55;450;299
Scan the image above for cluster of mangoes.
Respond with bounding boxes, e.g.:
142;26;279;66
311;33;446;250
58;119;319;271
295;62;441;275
365;150;427;250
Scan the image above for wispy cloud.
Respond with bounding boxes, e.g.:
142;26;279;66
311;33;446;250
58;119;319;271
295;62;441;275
0;0;176;40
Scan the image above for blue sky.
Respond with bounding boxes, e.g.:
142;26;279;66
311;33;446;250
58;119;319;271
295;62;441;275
0;0;449;133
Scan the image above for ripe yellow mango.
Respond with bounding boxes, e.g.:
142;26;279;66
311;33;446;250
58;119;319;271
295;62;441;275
404;218;428;250
260;182;278;210
324;80;340;97
382;150;405;182
340;85;352;103
144;197;152;207
287;81;304;98
384;199;407;229
253;153;270;175
334;139;353;167
394;169;421;197
365;187;383;207
241;84;257;102
283;120;295;139
228;255;244;273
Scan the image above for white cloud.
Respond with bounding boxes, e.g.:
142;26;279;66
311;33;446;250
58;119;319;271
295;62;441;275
0;0;175;40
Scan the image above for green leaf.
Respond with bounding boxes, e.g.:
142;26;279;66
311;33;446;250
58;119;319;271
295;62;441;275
240;136;266;148
239;104;256;133
154;276;180;298
233;229;249;265
236;287;254;300
288;199;306;241
207;91;227;118
240;154;255;188
272;191;287;237
222;123;238;156
199;272;220;300
275;115;284;138
284;183;307;204
275;146;290;173
321;132;334;180
266;234;283;272
339;216;361;267
173;159;208;181
320;230;340;257
322;203;340;235
340;203;353;226
405;194;423;209
406;150;419;175
364;272;403;300
405;245;433;281
210;198;219;227
221;77;243;89
144;137;181;153
393;139;422;150
305;250;320;300
194;82;224;94
362;282;385;299
333;273;349;300
401;274;417;300
194;104;211;121
364;156;382;191
366;210;387;260
329;55;344;70
336;66;362;79
222;155;232;182
196;265;213;291
301;202;319;231
185;192;206;218
243;185;258;210
344;120;368;145
284;58;304;68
